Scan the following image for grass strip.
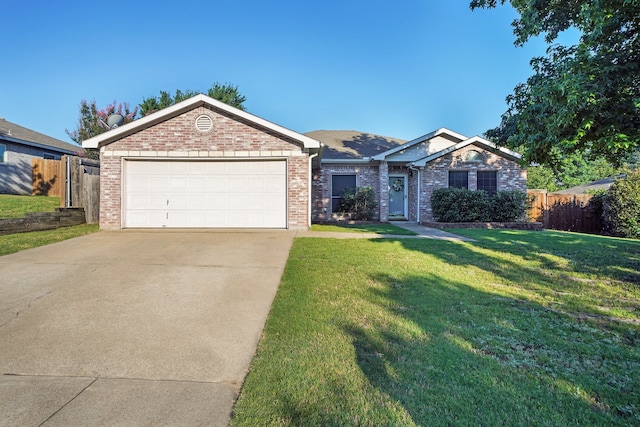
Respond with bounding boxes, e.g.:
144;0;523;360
0;224;99;256
0;195;60;218
310;223;417;235
232;230;640;426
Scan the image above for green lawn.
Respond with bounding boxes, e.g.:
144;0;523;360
0;224;99;256
311;223;417;235
0;195;60;218
231;230;640;426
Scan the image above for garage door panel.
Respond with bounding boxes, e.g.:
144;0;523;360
189;176;207;192
127;194;167;210
126;211;167;228
125;160;287;228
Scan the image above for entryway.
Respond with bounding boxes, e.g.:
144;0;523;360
388;175;407;219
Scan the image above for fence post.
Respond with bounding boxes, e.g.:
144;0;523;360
59;156;67;207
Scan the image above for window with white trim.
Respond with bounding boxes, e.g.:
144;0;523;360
331;174;356;213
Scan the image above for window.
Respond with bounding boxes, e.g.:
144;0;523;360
0;144;5;162
43;153;56;160
449;171;468;189
477;171;497;196
464;150;483;162
331;174;356;212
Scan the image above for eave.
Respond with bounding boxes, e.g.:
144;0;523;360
82;94;321;151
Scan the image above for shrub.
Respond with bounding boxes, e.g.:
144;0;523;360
431;188;491;222
602;171;640;238
587;190;608;233
339;186;377;220
432;188;530;223
490;190;529;222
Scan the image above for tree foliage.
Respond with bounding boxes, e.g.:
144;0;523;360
527;153;623;191
66;100;138;159
139;82;247;116
602;171;640;238
471;0;640;168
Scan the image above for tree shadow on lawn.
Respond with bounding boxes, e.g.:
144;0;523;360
384;233;640;332
447;229;640;285
345;268;640;425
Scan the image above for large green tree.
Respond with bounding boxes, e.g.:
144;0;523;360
471;0;640;168
526;154;622;191
140;82;246;116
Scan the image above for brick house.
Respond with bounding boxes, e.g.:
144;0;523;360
83;95;525;230
308;128;527;223
83;94;321;230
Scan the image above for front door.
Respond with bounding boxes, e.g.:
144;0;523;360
388;176;407;218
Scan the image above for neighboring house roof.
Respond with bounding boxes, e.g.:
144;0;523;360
552;175;624;194
0;118;81;155
305;130;406;161
82;94;321;150
412;135;521;167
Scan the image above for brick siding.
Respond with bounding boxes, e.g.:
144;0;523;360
419;145;527;222
100;105;311;229
312;144;526;223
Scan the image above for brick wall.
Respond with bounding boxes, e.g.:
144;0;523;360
419;145;527;222
100;105;311;229
312;145;526;224
312;164;380;221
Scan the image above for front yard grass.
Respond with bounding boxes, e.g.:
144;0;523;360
0;195;60;218
311;223;417;235
232;230;640;426
0;224;99;256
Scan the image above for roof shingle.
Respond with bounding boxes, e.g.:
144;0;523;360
0;118;83;154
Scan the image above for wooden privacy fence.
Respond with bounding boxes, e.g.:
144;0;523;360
528;190;602;234
32;156;100;223
32;158;64;197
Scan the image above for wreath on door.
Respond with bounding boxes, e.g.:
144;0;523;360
391;179;404;192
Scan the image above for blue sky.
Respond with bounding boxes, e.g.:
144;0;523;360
1;1;556;145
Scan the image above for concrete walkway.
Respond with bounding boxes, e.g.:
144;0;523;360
0;230;295;426
295;222;475;242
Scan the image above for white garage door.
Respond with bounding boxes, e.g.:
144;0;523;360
124;160;287;228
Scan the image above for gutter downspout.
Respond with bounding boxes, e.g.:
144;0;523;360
308;152;319;228
409;164;420;223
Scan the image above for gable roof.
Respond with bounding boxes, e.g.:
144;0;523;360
82;94;321;150
0;118;82;155
305;130;405;161
372;127;467;161
412;135;521;167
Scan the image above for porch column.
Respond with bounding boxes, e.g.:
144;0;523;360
379;161;389;222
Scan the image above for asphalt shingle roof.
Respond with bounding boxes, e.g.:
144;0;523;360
0;118;82;154
304;130;406;160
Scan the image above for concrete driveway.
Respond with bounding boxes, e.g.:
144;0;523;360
0;230;295;426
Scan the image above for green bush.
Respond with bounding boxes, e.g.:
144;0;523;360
602;171;640;238
490;190;529;222
587;190;608;233
432;188;529;223
431;188;491;222
339;186;377;220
